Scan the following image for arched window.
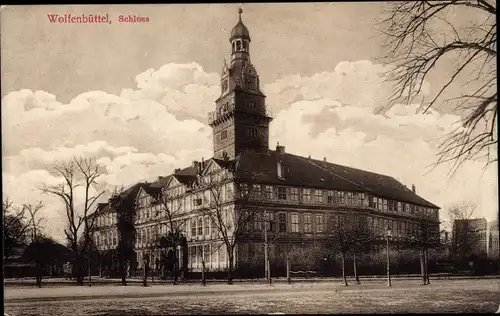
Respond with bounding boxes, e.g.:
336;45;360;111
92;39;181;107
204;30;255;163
232;42;236;53
236;40;242;51
242;40;248;51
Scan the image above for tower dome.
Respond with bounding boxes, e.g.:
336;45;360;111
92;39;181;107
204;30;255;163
230;8;251;42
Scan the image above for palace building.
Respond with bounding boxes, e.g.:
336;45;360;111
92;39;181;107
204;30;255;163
90;9;440;276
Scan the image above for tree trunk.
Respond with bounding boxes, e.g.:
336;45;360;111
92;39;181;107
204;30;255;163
118;254;127;286
75;254;84;285
341;252;348;286
286;255;291;284
419;248;426;285
35;261;42;288
353;252;360;285
228;251;234;285
202;260;206;286
172;246;178;285
267;259;272;286
424;248;430;285
143;260;148;287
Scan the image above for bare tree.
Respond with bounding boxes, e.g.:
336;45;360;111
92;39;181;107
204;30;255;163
40;157;105;285
348;217;374;285
150;186;190;285
3;199;45;260
197;169;262;284
108;188;137;286
407;210;441;285
325;213;354;286
380;1;497;175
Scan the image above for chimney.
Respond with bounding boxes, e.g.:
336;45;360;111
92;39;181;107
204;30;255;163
158;176;164;181
201;157;205;169
323;157;327;162
192;160;199;170
412;184;416;193
276;142;285;154
174;168;180;173
308;155;311;159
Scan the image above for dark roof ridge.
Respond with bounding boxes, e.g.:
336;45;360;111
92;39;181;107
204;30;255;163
299;154;374;193
286;151;395;180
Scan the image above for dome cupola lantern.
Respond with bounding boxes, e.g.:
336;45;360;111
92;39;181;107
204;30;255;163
230;8;251;60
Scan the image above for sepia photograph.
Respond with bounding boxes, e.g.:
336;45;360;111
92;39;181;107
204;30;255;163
1;2;499;315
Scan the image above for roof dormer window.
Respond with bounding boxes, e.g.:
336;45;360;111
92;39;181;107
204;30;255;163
277;161;285;180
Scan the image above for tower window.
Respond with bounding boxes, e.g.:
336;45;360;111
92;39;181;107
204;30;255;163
221;130;228;140
242;40;248;51
246;100;256;110
236;40;242;51
247;127;258;138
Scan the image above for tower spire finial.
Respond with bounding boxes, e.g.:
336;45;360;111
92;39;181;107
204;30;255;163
238;6;243;21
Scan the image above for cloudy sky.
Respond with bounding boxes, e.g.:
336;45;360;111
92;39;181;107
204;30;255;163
1;3;497;243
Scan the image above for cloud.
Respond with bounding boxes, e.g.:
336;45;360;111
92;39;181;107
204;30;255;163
2;60;497;244
267;60;497;224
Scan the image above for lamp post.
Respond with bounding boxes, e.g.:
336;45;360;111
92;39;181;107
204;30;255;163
264;210;268;280
386;226;392;287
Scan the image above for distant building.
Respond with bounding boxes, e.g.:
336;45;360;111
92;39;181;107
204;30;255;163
89;9;440;275
487;220;499;259
452;218;488;257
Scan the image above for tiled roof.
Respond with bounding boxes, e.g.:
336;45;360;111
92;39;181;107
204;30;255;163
90;182;150;217
234;150;439;209
91;149;439;216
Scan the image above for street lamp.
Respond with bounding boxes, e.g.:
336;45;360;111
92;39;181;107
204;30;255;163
386;226;392;287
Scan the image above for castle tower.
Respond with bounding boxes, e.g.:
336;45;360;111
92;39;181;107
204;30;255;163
208;8;273;160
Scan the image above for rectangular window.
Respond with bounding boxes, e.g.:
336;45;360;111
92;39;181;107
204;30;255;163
189;246;196;268
218;247;226;266
251;184;261;198
191;218;197;237
337;191;345;204
277;187;287;200
278;212;287;232
246;100;256;110
247;127;258;137
291;213;299;233
239;183;249;197
315;214;324;233
203;244;210;263
315;190;323;203
221;130;228;140
383;199;388;211
302;188;312;203
267;212;276;232
374;218;379;237
397;202;402;212
196;245;203;263
303;214;312;233
289;187;299;201
367;216;373;235
204;217;210;236
362;193;368;207
265;185;274;199
253;212;262;231
198;217;203;236
346;192;354;205
327;190;335;204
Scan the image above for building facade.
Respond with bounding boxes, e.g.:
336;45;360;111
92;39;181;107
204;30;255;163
90;9;440;275
452;218;488;257
487;220;499;259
